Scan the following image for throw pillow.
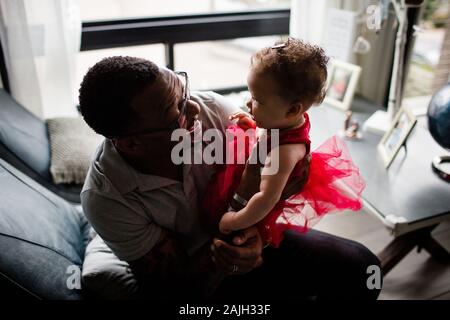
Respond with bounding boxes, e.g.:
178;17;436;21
46;117;103;184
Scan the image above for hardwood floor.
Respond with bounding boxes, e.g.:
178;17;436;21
313;210;450;300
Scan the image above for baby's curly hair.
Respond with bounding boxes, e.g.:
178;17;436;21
251;37;329;110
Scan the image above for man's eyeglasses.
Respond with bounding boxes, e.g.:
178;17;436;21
109;71;190;139
175;71;190;131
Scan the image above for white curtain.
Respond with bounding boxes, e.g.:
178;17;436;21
290;0;342;46
0;0;81;118
290;0;364;62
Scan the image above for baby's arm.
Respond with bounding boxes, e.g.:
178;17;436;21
219;143;306;234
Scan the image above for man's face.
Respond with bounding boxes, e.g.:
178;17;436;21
127;67;200;142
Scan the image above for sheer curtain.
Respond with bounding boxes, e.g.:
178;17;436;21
290;0;395;105
290;0;363;60
0;0;81;118
290;0;342;46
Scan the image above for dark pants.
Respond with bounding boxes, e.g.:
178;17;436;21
210;229;382;301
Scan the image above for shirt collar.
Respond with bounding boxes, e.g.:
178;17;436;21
96;139;180;194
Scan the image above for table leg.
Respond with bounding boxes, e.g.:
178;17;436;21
419;233;450;262
378;224;450;276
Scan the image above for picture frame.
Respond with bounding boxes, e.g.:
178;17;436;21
324;59;361;111
377;107;417;169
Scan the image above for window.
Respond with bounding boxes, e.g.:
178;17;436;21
79;0;290;21
175;36;284;91
76;44;165;98
78;8;290;93
404;0;449;98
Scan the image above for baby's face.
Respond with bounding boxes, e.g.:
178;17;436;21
246;70;293;129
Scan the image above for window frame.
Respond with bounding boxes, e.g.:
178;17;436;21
80;9;290;94
0;9;290;94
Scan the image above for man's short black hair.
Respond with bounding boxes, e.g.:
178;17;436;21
79;56;160;137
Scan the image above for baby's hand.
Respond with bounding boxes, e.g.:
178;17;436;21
229;112;256;130
219;211;238;234
229;111;250;120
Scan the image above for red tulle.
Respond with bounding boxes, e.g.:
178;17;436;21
200;122;365;247
257;135;365;247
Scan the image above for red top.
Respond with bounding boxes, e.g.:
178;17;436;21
201;113;365;247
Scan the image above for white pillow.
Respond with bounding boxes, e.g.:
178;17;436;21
46;117;103;185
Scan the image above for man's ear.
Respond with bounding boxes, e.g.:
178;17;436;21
112;137;141;154
286;102;303;117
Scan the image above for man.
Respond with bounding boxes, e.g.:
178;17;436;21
79;56;382;300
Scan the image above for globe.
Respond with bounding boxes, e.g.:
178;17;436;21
428;84;450;150
427;83;450;182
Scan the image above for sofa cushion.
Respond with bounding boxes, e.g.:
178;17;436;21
82;235;140;300
0;159;91;299
0;89;82;203
0;89;50;180
46;117;103;185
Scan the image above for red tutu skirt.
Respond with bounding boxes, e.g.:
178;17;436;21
200;125;365;247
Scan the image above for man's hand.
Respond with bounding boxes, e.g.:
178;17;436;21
211;226;263;275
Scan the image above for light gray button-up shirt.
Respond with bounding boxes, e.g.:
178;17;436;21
81;91;238;261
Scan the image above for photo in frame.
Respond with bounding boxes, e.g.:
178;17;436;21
377;107;418;169
324;59;361;111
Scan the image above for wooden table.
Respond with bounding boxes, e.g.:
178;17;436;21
308;100;450;275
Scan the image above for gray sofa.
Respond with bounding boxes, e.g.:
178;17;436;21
0;89;82;203
0;89;138;299
0;158;90;299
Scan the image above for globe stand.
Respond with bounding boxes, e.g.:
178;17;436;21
431;156;450;182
